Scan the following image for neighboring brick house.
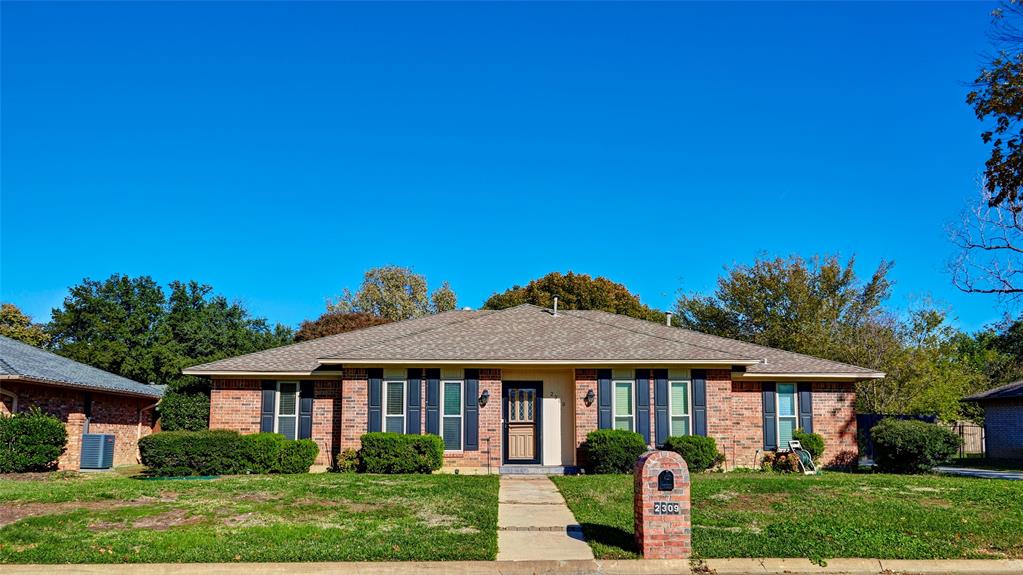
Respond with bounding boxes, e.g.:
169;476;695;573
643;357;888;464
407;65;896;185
965;381;1023;459
185;304;882;472
0;335;163;470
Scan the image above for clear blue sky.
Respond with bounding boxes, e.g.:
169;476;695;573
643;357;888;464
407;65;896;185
0;1;1008;332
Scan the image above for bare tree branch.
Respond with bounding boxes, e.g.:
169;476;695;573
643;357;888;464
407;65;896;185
951;181;1023;297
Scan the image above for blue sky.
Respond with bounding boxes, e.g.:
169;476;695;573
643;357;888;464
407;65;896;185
0;1;1008;332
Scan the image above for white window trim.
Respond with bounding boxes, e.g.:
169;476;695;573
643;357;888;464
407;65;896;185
611;379;635;432
440;379;464;452
667;379;692;437
775;383;799;451
0;388;17;413
384;379;407;434
274;381;299;439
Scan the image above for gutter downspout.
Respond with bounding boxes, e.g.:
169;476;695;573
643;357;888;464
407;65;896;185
136;400;160;463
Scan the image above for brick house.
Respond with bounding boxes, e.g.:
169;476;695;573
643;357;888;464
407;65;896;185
0;335;164;470
965;381;1023;459
185;304;883;472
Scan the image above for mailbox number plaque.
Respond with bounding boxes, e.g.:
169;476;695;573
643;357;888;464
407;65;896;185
652;501;681;515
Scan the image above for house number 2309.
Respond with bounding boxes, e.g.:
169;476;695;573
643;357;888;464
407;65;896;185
652;502;681;515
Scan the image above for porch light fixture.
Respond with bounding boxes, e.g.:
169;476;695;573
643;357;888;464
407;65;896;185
584;388;596;407
479;389;490;408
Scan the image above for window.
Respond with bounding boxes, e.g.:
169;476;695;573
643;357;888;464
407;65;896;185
441;380;463;451
385;380;405;434
276;381;299;440
776;383;798;449
613;380;634;431
669;380;690;436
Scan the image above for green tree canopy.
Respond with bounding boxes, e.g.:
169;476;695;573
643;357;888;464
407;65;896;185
329;266;457;321
0;303;50;347
675;255;984;420
46;275;292;386
482;271;663;321
295;311;392;342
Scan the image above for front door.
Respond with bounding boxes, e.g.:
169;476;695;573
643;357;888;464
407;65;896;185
503;382;542;464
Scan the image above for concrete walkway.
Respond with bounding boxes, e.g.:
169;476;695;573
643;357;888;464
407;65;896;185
496;475;595;561
934;466;1023;480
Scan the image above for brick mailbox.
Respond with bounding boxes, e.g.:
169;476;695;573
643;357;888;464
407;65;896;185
634;450;691;559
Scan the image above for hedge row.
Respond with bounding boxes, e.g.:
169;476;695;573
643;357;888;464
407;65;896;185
139;430;318;476
0;408;68;473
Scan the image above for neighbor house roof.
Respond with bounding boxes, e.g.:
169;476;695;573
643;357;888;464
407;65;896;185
964;380;1023;402
0;336;164;399
184;304;883;379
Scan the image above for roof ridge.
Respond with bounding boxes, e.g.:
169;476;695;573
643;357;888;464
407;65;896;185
319;308;500;359
559;310;754;361
186;309;478;370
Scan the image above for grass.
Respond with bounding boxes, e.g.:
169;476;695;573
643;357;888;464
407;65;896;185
551;472;1023;561
0;471;498;563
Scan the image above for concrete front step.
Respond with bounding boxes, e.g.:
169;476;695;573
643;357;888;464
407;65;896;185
499;465;580;475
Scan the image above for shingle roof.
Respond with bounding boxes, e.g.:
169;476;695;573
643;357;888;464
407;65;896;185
185;304;882;378
964;381;1023;402
0;336;163;399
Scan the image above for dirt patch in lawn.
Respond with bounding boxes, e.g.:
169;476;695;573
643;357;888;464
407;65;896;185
918;498;952;508
132;509;203;530
0;501;145;528
723;492;790;511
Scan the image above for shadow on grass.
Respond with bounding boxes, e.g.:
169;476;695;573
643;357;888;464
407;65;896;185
578;522;635;554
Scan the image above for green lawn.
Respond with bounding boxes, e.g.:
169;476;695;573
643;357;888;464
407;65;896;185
552;472;1023;561
0;471;498;563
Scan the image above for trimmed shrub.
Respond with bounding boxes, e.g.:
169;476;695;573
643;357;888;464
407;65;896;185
662;435;723;472
279;439;319;473
582;429;648;474
358;432;444;474
872;419;961;474
331;448;359;473
139;430;318;476
0;408;68;473
140;430;248;475
792;429;825;461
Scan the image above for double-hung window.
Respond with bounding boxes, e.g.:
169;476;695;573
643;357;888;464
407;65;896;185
776;383;798;449
441;380;463;451
384;379;406;434
613;378;634;432
669;378;690;437
275;381;299;440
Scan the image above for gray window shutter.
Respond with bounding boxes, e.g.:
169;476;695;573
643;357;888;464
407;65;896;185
406;369;423;434
464;369;479;451
653;369;669;446
635;369;651;444
299;381;314;440
425;368;440;436
597;369;612;429
762;382;777;450
368;368;383;433
692;369;707;437
260;381;276;433
798;382;813;433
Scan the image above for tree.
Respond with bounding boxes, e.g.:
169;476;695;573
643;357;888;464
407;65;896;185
675;255;983;420
431;281;458;313
295;311;392;342
950;186;1023;296
47;275;165;383
0;303;49;347
675;255;893;362
482;271;663;321
968;1;1023;207
329;266;457;321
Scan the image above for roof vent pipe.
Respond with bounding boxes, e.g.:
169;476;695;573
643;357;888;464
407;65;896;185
665;312;673;326
553;296;559;316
